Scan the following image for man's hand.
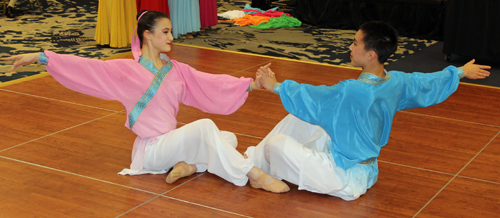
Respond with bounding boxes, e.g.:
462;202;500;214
258;67;277;92
462;59;491;79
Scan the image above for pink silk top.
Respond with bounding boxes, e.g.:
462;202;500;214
43;51;252;173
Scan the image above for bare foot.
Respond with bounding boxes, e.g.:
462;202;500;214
166;161;197;184
247;167;290;193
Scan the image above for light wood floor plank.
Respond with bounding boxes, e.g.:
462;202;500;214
416;177;500;218
120;196;247;218
382;112;500;174
460;136;500;183
0;158;157;218
166;44;275;75
0;90;116;151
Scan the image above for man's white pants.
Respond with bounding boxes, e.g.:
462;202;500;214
144;119;253;186
245;114;376;200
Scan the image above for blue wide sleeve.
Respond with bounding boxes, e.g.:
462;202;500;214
279;80;347;126
397;66;462;111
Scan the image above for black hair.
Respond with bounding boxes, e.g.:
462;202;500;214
359;21;398;64
136;10;169;47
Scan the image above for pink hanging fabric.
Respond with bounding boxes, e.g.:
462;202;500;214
131;10;148;61
242;9;291;18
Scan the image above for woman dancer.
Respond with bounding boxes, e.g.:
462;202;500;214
4;10;289;193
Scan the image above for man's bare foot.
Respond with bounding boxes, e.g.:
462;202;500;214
166;161;197;184
247;167;290;193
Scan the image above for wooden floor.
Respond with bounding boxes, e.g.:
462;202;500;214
2;44;500;217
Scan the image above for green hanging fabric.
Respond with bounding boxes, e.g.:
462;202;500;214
249;15;302;29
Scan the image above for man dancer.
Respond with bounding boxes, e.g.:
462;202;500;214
247;21;491;200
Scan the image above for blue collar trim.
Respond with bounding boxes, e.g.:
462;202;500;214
138;55;172;76
129;54;173;129
357;70;391;85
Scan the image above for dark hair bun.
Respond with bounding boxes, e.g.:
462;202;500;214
137;10;147;20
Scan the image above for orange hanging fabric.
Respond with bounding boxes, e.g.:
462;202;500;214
233;14;271;27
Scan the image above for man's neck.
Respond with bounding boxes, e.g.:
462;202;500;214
361;63;386;78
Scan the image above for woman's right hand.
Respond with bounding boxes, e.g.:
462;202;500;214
3;53;40;72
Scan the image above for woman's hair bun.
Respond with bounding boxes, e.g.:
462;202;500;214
137;10;147;20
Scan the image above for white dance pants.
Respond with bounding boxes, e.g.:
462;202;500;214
245;114;377;200
144;119;253;186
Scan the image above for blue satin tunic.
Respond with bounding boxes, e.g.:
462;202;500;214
276;66;464;170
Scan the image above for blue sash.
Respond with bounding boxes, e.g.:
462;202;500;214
128;55;173;129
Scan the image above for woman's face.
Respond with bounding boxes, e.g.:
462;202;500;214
149;18;174;53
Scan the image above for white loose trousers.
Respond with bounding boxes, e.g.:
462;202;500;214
245;114;377;200
143;119;254;186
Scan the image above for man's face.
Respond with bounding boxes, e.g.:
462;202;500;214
349;30;371;68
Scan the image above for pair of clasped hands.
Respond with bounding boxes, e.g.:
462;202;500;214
255;63;278;91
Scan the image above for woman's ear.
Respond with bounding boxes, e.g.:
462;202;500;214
143;30;152;41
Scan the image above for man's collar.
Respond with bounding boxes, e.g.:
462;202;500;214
357;70;391;85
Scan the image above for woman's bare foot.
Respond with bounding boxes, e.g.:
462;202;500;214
247;167;290;193
166;161;197;184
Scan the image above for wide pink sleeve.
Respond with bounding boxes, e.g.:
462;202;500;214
44;50;130;100
175;61;252;115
